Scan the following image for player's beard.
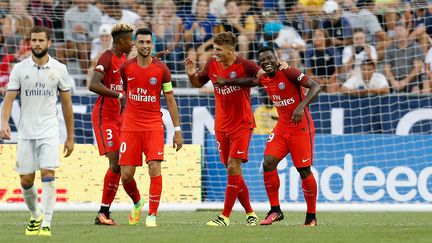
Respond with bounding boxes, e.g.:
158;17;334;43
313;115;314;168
31;47;49;59
138;48;151;58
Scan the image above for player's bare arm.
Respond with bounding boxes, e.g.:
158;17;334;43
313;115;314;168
0;91;18;140
184;57;206;88
89;70;124;114
292;78;320;125
214;76;259;87
60;90;74;157
164;92;183;151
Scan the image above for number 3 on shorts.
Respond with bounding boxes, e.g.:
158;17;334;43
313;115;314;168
120;142;127;153
106;129;113;140
267;133;275;143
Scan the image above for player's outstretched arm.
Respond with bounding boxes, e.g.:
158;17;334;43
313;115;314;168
184;57;206;88
214;76;259;87
164;92;183;151
292;77;321;124
88;70;122;99
60;90;75;157
0;91;18;140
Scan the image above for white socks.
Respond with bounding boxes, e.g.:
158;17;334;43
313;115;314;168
41;177;56;228
21;185;40;219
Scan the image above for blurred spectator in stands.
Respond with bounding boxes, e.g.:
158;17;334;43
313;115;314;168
0;58;17;96
216;0;253;58
321;0;353;56
0;36;30;91
119;0;151;23
191;0;227;19
253;87;278;135
385;23;425;93
239;0;261;57
297;0;325;29
339;59;389;96
101;0;140;26
0;1;7;58
184;0;218;70
30;0;66;41
373;0;400;35
2;0;34;42
342;28;377;78
409;0;432;52
86;24;112;87
305;28;341;93
151;0;184;73
57;0;102;73
343;0;391;60
422;43;432;93
281;0;311;41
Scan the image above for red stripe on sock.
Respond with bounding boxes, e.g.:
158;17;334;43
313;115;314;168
122;178;141;204
101;168;121;206
148;175;162;216
264;170;280;207
237;176;253;214
302;172;317;213
222;175;241;218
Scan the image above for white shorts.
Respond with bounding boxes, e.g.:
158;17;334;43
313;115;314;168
16;136;60;174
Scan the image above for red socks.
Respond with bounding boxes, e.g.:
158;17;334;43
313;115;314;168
122;178;141;204
221;175;241;218
263;170;280;207
101;168;121;206
148;175;162;215
302;173;317;213
237;176;253;214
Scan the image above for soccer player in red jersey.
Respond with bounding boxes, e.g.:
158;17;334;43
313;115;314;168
218;46;321;226
119;28;183;227
89;23;134;225
184;32;264;226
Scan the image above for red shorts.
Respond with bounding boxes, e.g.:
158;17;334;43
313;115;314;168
215;129;252;165
118;131;164;166
264;131;314;168
93;122;121;156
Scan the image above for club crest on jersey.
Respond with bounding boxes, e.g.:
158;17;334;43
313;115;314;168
107;141;114;147
278;82;286;90
149;77;157;85
229;71;237;79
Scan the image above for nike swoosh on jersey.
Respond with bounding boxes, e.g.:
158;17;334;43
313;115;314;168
157;152;163;155
237;150;245;154
113;69;119;73
127;77;135;81
302;158;311;163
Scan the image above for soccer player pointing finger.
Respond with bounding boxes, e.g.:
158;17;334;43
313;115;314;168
119;28;183;227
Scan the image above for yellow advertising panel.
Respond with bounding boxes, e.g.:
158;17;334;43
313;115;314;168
0;144;201;204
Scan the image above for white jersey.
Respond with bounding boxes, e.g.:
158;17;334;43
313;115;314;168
342;72;389;91
7;55;71;139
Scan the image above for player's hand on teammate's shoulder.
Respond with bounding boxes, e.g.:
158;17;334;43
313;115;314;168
278;60;290;70
154;50;169;59
173;130;183;152
0;125;11;140
214;77;228;87
63;137;74;157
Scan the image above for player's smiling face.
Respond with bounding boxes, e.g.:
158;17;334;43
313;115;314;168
213;43;234;63
258;51;278;75
136;34;153;58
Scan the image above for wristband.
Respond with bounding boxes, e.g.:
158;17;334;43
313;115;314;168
117;92;123;100
174;126;181;132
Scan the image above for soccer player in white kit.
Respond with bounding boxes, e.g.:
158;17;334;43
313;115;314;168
0;26;75;237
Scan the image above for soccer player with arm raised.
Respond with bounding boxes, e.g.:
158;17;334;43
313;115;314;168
119;28;183;227
0;26;74;236
184;32;269;226
218;46;320;226
89;23;134;226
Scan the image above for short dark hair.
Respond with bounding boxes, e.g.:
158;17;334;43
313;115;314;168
361;59;376;67
135;28;153;38
30;26;51;40
257;46;276;57
213;32;237;47
353;28;364;34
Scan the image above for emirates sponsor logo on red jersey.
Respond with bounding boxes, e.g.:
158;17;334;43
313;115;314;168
214;85;241;95
110;83;123;91
129;88;157;102
272;94;295;107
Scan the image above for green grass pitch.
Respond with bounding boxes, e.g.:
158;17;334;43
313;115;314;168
1;211;432;242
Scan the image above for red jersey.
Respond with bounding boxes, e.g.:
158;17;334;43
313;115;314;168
120;57;171;131
198;57;260;132
91;50;127;124
259;67;315;135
